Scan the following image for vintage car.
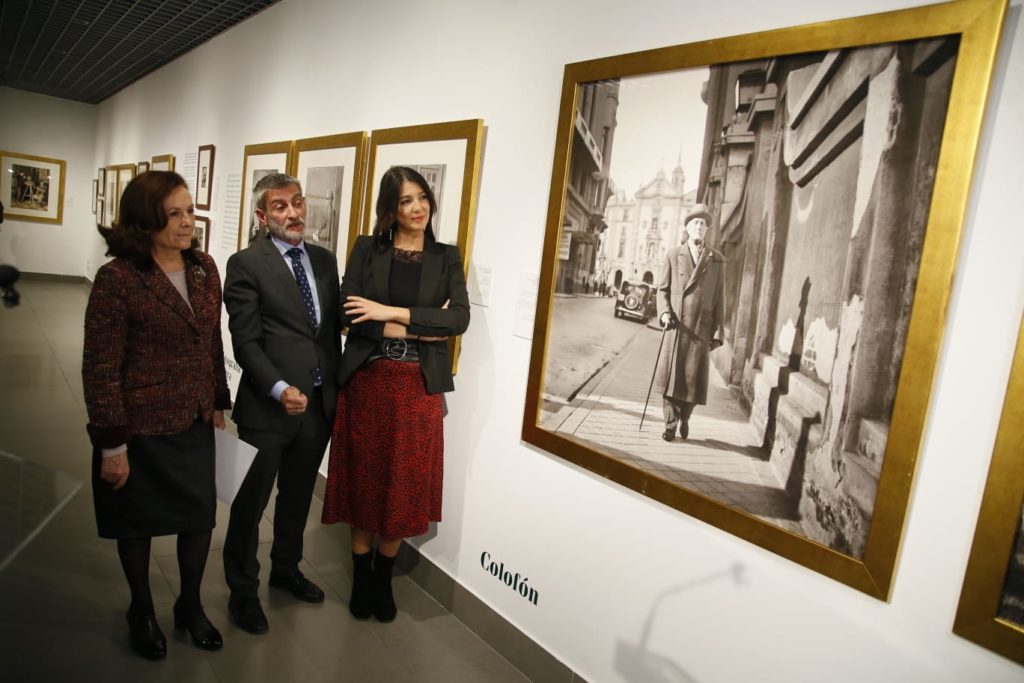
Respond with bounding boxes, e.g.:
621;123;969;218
613;280;656;323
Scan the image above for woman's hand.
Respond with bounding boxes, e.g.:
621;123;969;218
213;410;226;429
100;452;130;490
344;296;407;324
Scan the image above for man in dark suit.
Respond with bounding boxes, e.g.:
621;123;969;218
655;203;725;442
223;173;341;633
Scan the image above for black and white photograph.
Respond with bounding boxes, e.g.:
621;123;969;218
523;20;989;596
194;215;211;253
407;163;446;232
103;166;117;227
236;141;292;251
302;165;344;252
10;164;50;210
137;161;150;173
292;132;368;265
0;151;66;224
196;143;215;210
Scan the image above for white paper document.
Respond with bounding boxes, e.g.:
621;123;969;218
468;263;493;307
215;429;258;505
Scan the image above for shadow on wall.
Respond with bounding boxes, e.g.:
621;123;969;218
614;563;745;683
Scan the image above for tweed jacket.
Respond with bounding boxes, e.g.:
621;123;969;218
223;235;342;431
83;250;231;449
338;235;470;394
654;243;725;405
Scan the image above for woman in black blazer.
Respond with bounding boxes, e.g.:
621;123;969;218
322;166;470;622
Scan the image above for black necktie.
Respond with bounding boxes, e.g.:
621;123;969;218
286;247;321;386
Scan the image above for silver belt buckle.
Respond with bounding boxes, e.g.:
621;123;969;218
384;338;408;360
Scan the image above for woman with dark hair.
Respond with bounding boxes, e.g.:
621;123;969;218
322;166;470;622
84;171;230;660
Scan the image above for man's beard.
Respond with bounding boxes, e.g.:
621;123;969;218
267;216;305;241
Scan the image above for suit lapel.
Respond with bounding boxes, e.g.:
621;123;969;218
306;243;333;336
260;237;315;332
370;245;392;304
417;242;444;307
138;264;199;332
684;249;712;295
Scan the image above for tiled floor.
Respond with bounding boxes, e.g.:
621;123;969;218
0;278;529;682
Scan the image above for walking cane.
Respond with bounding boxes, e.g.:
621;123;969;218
640;321;670;432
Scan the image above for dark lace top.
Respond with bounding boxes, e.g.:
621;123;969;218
390;247;424;308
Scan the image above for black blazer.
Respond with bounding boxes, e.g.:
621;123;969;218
224;235;341;431
339;235;470;394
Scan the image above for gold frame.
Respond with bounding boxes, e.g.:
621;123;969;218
109;163;137;225
521;0;1006;598
362;119;485;373
150;154;175;172
954;316;1024;664
289;131;370;261
0;151;67;224
236;140;295;251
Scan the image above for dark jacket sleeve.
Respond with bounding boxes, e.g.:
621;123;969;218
223;251;283;396
407;244;471;337
340;236;385;341
205;256;232;410
656;249;675;320
82;263;130;448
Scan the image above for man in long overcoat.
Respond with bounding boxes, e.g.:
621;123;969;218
655;203;725;441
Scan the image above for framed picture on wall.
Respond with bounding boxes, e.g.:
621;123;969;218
954;316;1024;665
363;119;485;373
237;140;294;251
91;180;98;215
0;150;66;224
151;154;174;172
112;163;137;224
137;161;150;173
102;165;118;228
193;215;211;253
97;168;106;197
195;144;215;211
95;198;104;227
290;131;368;266
520;0;1006;599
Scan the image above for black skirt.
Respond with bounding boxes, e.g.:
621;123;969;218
92;418;216;539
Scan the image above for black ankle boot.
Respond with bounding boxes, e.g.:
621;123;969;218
349;551;374;620
173;597;223;651
126;609;167;661
372;554;397;623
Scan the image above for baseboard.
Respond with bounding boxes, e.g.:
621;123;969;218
20;271;92;285
312;473;586;683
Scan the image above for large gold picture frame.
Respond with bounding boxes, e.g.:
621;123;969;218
954;316;1024;665
362;119;485;373
0;151;66;225
236;140;294;251
289;131;369;268
522;0;1006;598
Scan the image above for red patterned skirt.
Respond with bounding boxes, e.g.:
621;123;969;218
322;359;444;540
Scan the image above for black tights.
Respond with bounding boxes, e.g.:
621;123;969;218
117;530;212;616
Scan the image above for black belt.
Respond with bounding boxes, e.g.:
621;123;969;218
366;338;420;363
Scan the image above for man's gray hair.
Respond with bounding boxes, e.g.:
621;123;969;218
252;173;303;213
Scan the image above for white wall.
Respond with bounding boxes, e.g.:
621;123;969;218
18;0;1024;679
0;87;98;277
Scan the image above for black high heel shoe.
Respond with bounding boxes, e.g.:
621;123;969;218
126;610;167;661
173;598;223;651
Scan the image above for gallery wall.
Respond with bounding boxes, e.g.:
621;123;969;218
0;87;98;277
7;0;1024;679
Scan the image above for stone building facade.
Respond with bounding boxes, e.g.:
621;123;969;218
697;38;958;555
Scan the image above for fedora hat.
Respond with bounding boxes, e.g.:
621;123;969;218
684;203;712;226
